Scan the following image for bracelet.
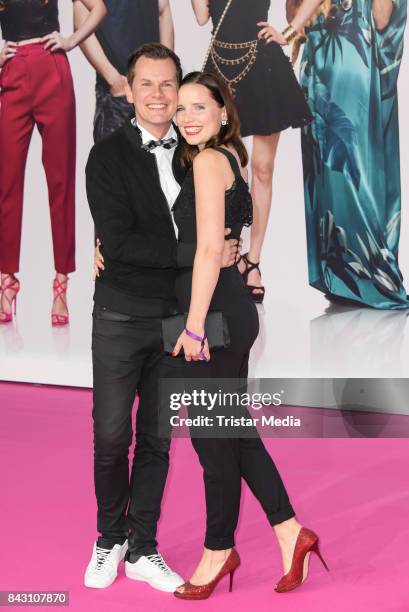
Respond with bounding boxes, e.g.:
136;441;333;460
185;328;209;362
282;24;299;44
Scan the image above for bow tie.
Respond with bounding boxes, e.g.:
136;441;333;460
141;137;178;152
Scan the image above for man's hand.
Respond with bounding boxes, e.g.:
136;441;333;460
93;239;105;279
221;228;243;268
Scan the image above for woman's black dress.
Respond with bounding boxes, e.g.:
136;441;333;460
204;0;312;137
173;147;257;376
172;148;295;549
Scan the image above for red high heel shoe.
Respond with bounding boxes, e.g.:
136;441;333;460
174;549;240;600
275;527;329;593
51;276;69;326
0;274;20;323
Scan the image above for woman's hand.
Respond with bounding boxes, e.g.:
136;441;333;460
93;239;105;279
109;73;128;98
42;31;76;52
0;41;17;67
172;329;210;362
257;22;288;46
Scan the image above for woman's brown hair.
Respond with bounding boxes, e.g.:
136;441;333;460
178;71;248;169
0;0;48;10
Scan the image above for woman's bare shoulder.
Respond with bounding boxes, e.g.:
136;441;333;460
193;148;230;172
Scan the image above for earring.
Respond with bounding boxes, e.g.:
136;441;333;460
221;118;228;126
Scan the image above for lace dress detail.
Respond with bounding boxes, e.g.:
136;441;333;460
225;176;252;228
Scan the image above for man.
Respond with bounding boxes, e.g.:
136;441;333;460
74;0;175;142
85;43;240;591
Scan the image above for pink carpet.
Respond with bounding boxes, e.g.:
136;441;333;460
1;382;408;612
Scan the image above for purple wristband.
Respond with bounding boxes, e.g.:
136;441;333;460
185;328;209;362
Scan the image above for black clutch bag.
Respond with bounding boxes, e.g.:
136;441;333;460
162;311;230;354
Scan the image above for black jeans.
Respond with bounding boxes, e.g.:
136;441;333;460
92;304;178;555
191;436;296;549
178;293;295;549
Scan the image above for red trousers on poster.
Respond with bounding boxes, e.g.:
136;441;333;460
0;43;76;274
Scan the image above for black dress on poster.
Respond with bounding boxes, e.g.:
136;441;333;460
95;0;160;88
204;0;311;137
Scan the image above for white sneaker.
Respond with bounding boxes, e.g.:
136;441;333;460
125;552;184;592
84;541;128;589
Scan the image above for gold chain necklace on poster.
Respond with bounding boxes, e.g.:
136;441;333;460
202;0;259;96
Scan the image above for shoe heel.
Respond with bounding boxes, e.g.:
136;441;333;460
229;569;236;592
13;296;17;315
311;541;329;571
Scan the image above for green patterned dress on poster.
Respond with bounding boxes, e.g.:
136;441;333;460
301;0;408;308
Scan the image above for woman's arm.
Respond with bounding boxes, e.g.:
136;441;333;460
286;0;302;24
372;0;394;30
191;0;210;26
43;0;106;52
73;1;126;95
187;150;228;332
158;0;175;49
69;0;106;48
289;0;326;33
173;150;230;361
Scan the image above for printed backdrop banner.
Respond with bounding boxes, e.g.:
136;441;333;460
0;1;408;387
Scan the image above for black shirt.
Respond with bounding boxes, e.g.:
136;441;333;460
95;0;160;88
86;121;189;318
0;0;60;42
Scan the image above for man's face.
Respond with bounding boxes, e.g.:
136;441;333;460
126;57;179;138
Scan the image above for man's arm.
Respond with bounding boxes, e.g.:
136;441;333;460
158;0;175;49
86;147;177;268
73;0;127;96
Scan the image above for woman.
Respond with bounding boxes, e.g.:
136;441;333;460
171;71;327;599
0;0;106;324
283;0;408;309
191;0;312;303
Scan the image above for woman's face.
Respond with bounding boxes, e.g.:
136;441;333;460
176;83;227;147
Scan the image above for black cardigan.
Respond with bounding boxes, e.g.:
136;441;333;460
86;120;190;317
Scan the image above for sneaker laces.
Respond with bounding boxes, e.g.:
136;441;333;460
95;547;112;572
146;553;174;575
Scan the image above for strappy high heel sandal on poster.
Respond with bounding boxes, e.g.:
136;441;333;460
243;254;265;304
51;276;69;326
0;274;20;324
236;253;248;279
174;549;240;600
275;527;329;593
